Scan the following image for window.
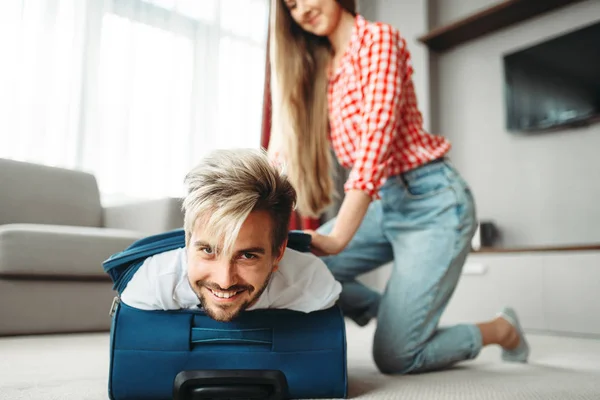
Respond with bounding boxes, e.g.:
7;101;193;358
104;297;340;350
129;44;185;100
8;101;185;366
0;0;270;201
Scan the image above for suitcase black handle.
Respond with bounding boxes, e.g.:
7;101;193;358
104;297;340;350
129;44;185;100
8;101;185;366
173;370;288;400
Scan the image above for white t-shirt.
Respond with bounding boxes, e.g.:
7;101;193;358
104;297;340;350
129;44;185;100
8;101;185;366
120;247;342;313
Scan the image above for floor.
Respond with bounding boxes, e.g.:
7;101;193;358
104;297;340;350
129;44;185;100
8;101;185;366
2;320;600;399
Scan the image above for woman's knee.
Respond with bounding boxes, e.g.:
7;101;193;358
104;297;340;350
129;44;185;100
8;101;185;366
371;321;430;374
373;344;424;375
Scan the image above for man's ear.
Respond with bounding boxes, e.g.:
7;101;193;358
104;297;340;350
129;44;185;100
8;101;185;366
272;238;288;272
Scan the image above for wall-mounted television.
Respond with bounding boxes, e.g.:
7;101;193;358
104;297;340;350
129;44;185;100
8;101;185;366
503;21;600;133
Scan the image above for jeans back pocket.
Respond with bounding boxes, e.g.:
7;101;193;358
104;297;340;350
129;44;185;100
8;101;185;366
401;166;452;200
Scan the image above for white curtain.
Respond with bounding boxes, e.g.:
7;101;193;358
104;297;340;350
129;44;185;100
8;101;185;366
0;0;269;202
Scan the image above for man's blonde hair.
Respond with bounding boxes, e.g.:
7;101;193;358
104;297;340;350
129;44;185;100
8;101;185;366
182;148;297;257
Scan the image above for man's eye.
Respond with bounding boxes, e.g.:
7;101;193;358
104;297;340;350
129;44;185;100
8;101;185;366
200;247;214;255
241;253;257;260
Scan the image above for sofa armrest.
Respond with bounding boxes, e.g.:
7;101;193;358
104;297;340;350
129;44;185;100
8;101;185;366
103;198;184;235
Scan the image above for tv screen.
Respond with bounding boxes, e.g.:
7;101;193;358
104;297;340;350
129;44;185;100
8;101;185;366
503;21;600;133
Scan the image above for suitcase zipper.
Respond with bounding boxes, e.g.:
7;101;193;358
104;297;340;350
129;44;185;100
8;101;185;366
109;296;120;317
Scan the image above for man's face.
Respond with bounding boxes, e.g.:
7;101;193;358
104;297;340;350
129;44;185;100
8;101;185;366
186;210;285;322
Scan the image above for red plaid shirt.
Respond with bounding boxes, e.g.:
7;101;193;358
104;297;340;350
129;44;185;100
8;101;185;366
328;15;451;199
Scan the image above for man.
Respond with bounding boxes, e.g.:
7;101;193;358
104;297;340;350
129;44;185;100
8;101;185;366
120;148;342;322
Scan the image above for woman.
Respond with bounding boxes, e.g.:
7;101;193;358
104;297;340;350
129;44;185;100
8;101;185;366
268;0;530;374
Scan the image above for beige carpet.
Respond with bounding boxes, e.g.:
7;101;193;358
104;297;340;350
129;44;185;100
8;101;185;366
2;320;600;399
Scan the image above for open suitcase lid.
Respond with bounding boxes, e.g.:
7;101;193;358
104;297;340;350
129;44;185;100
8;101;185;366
103;228;312;294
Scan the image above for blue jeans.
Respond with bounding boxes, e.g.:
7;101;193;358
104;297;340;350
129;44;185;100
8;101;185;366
318;159;482;374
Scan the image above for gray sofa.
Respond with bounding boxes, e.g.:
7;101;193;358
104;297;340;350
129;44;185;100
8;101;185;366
0;158;184;336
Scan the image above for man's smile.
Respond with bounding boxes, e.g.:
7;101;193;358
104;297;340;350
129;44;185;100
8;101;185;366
207;287;246;301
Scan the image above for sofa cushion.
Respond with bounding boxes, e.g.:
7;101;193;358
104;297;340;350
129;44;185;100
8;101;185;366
0;158;103;227
0;224;143;279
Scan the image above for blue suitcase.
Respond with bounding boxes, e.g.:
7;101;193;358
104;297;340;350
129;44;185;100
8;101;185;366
103;229;348;400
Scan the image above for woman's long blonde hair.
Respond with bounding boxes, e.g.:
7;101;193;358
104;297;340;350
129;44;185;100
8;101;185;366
268;0;356;218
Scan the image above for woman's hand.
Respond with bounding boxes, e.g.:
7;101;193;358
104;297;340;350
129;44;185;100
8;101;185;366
303;230;345;256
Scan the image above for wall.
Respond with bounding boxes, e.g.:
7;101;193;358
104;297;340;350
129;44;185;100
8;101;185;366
429;0;502;28
430;0;600;248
